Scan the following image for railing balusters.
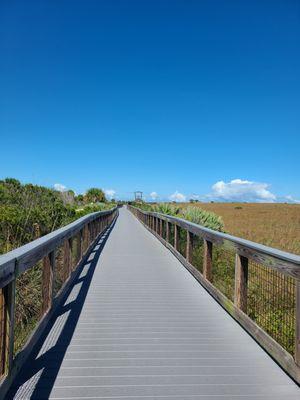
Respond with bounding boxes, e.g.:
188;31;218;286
203;239;213;281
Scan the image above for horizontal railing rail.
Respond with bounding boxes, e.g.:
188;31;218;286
128;205;300;383
0;207;118;388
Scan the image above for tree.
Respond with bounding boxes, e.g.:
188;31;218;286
85;188;106;203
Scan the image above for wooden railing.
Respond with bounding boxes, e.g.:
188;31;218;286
0;207;118;387
128;205;300;383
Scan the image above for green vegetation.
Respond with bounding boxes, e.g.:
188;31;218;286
131;201;224;231
0;177;115;354
0;178;113;255
85;188;106;204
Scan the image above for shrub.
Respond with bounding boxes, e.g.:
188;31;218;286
180;206;224;231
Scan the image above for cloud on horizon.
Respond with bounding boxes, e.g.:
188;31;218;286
150;191;159;200
54;183;67;192
169;191;186;202
207;179;276;203
104;189;116;199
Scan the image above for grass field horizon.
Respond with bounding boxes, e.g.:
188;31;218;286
149;202;300;255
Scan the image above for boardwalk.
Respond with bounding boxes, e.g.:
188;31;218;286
8;208;300;399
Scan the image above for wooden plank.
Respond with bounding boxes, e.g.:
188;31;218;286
234;254;248;313
174;224;179;251
63;239;71;282
186;230;193;263
160;219;163;237
0;281;16;376
0;288;5;376
77;231;82;266
41;251;55;315
203;239;212;281
166;221;170;243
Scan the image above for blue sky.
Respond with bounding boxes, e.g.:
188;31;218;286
0;0;299;202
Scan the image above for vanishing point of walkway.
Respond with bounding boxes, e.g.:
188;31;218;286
8;208;300;399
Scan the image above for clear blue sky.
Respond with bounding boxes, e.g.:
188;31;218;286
0;0;299;202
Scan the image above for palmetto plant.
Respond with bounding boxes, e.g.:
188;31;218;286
152;204;181;216
181;206;224;232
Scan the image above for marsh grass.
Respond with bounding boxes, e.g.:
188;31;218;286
188;203;300;255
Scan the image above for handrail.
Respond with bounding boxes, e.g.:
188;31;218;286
0;206;118;387
128;204;300;383
129;206;300;277
0;208;117;289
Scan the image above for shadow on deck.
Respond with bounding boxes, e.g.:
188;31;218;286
7;222;115;400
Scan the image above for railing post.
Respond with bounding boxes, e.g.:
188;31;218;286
0;280;16;375
42;250;55;314
203;239;212;281
84;225;89;253
166;221;170;243
160;219;163;237
77;230;82;264
234;254;248;313
186;230;193;263
296;280;300;366
87;223;91;247
63;239;72;281
174;224;179;251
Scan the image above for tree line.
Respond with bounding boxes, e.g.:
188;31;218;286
0;178;113;254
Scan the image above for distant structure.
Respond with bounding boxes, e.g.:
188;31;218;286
134;191;143;202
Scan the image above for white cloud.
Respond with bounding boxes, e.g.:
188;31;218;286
285;195;300;204
104;189;116;199
169;191;186;202
190;194;200;200
150;191;158;200
54;183;67;192
209;179;276;202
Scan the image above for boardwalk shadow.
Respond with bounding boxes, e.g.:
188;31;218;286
8;221;116;400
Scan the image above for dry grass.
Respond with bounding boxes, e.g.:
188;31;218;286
184;203;300;255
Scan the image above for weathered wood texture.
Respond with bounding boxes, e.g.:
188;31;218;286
0;281;15;377
186;230;193;263
41;251;55;315
234;254;249;313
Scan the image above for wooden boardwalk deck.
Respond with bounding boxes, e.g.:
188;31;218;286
8;208;300;399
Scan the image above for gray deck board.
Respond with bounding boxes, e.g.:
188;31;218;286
9;208;300;399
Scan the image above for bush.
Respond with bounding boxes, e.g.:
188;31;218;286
181;206;224;231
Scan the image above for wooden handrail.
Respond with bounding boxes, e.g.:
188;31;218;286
128;204;300;383
0;208;117;289
0;207;118;384
128;206;300;278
